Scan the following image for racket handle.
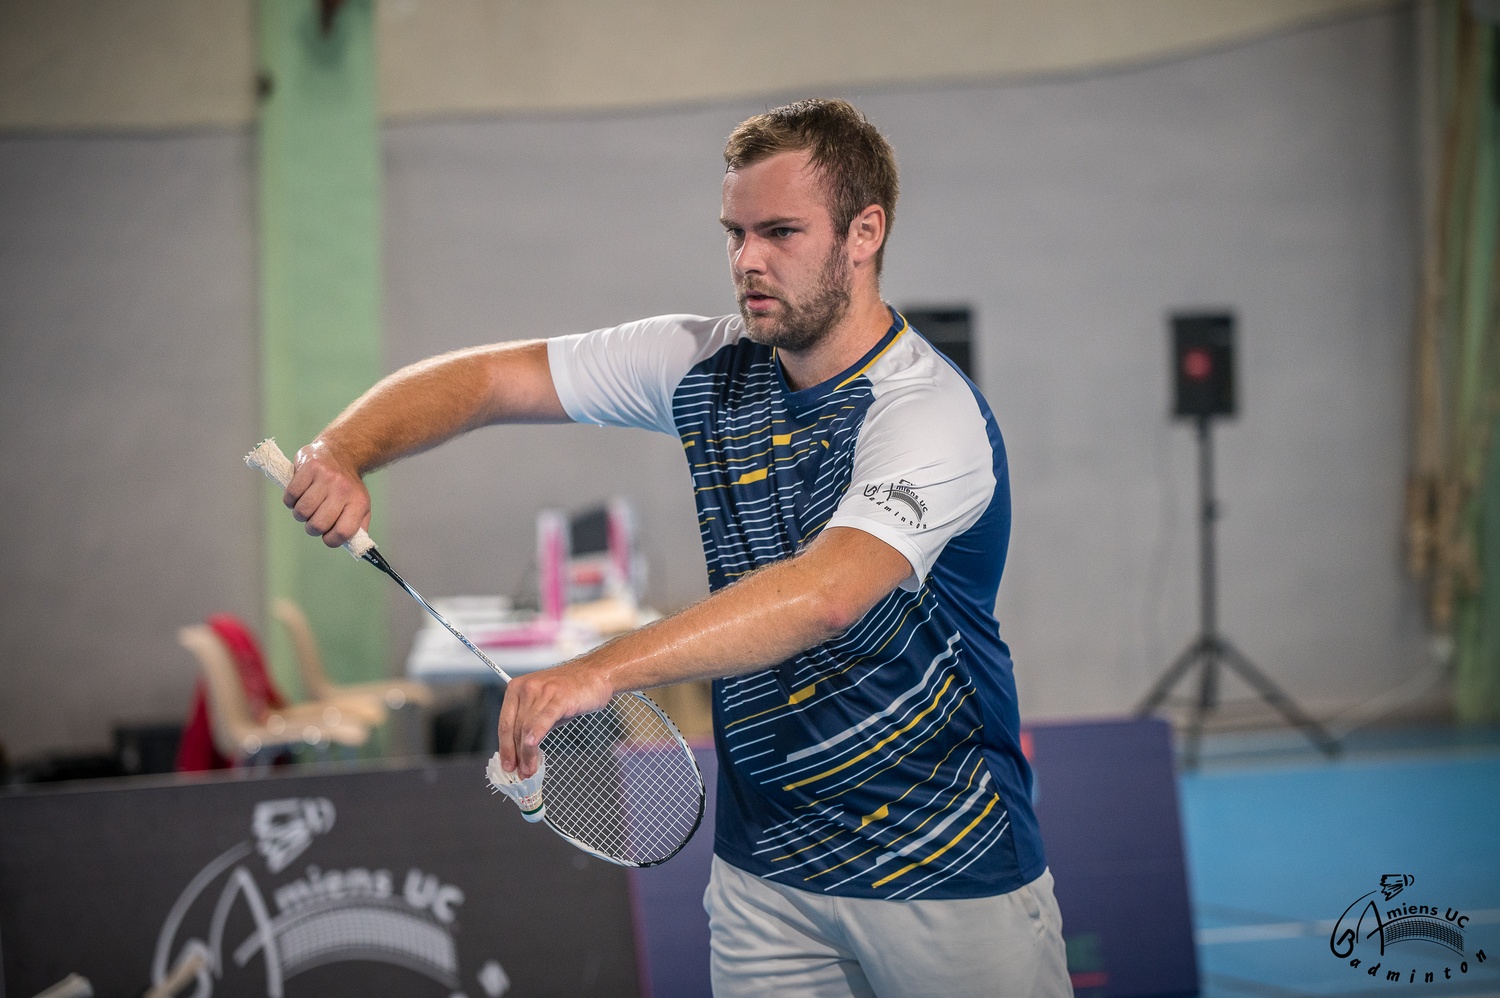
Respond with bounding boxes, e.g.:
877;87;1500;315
245;438;376;559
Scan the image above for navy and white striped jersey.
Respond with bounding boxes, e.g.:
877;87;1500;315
548;308;1045;900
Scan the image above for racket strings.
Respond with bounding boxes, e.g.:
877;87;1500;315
539;692;703;866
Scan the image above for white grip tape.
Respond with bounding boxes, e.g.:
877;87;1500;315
244;438;376;559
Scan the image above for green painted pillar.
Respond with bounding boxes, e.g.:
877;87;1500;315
1454;21;1500;724
258;0;384;694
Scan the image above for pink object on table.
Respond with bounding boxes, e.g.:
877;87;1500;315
471;619;563;649
537;509;568;623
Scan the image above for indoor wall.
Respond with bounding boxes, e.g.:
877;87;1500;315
0;6;1423;756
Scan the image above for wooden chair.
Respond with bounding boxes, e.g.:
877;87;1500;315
178;625;369;764
272;598;433;723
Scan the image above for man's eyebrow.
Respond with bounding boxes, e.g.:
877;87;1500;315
720;216;806;229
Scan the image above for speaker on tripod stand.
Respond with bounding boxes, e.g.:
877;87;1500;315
1135;312;1339;766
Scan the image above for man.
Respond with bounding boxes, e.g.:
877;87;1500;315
285;98;1071;996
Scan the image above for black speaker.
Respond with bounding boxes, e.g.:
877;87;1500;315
1172;312;1236;419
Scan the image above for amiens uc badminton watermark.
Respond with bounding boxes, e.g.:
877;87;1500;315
1329;874;1487;984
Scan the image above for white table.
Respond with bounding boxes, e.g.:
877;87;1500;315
406;621;605;680
404;596;657;752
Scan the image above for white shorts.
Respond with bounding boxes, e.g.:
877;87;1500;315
703;855;1073;998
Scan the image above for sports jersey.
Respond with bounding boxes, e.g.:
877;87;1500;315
548;308;1045;900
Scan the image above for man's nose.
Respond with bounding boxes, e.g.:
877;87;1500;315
733;234;767;275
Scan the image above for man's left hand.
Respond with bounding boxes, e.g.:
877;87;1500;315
497;660;615;779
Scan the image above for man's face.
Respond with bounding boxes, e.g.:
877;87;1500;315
721;150;852;353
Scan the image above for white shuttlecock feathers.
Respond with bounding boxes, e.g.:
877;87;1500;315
486;751;546;822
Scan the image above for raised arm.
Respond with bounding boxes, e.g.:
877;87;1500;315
497;524;914;777
286;340;566;547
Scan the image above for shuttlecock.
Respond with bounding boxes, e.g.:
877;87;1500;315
486;751;546;822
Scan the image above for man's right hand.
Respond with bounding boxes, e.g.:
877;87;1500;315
285;439;372;548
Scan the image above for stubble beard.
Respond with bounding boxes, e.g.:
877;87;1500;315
738;247;852;354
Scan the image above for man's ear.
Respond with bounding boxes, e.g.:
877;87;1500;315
847;204;886;268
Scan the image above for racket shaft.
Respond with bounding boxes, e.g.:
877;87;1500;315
362;548;514;685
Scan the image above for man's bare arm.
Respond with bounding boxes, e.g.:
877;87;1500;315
496;525;915;776
286;341;566;546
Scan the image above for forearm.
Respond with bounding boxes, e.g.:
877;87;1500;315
317;340;564;474
496;526;912;775
579;526;913;694
584;555;851;693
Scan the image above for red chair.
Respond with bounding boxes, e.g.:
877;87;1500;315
175;615;368;771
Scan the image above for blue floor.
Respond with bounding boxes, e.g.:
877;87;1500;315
1179;733;1500;996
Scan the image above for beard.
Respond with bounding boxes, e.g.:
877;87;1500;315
737;246;852;353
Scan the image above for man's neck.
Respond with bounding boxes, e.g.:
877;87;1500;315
778;290;893;392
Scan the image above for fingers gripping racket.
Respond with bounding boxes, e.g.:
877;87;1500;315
245;439;704;867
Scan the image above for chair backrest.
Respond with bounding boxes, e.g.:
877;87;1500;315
177;625;260;761
206;613;286;712
272;598;334;701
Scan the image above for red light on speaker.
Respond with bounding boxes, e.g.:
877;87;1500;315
1182;347;1213;381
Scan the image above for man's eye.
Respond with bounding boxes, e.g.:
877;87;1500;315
771;227;795;238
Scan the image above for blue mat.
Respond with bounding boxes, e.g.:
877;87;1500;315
1181;749;1500;996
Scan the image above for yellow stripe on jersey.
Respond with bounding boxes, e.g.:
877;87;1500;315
723;594;937;732
800;739;986;881
796;693;978;811
870;793;1000;888
834;320;909;391
770;800;891;863
782;675;955;791
735;467;769;486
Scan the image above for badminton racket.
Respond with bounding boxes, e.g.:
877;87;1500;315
245;438;704;867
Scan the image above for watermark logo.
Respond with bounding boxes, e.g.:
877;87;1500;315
1381;874;1415;902
1329;875;1487;984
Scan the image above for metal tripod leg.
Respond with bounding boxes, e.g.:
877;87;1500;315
1182;641;1220;770
1135;638;1205;715
1136;415;1338;765
1218;639;1339;758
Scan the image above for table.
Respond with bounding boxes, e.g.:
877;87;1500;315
404;596;658;751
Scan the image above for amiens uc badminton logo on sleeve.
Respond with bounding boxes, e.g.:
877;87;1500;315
862;480;928;529
1328;874;1489;984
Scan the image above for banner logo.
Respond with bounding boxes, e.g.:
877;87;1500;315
153;796;509;997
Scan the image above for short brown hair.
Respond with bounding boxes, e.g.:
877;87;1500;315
724;98;899;273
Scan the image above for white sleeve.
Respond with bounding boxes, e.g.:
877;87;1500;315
546;314;739;436
824;387;997;591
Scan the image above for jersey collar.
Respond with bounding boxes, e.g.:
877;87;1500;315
776;307;909;415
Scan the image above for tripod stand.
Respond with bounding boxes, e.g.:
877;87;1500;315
1135;416;1339;767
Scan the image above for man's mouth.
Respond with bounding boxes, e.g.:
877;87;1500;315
740;289;781;313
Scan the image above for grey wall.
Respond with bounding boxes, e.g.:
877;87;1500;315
0;132;261;756
0;7;1423;758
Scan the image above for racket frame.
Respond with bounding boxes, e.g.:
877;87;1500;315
542;693;705;868
367;547;705;868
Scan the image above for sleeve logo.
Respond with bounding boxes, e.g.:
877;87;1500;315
862;480;928;528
